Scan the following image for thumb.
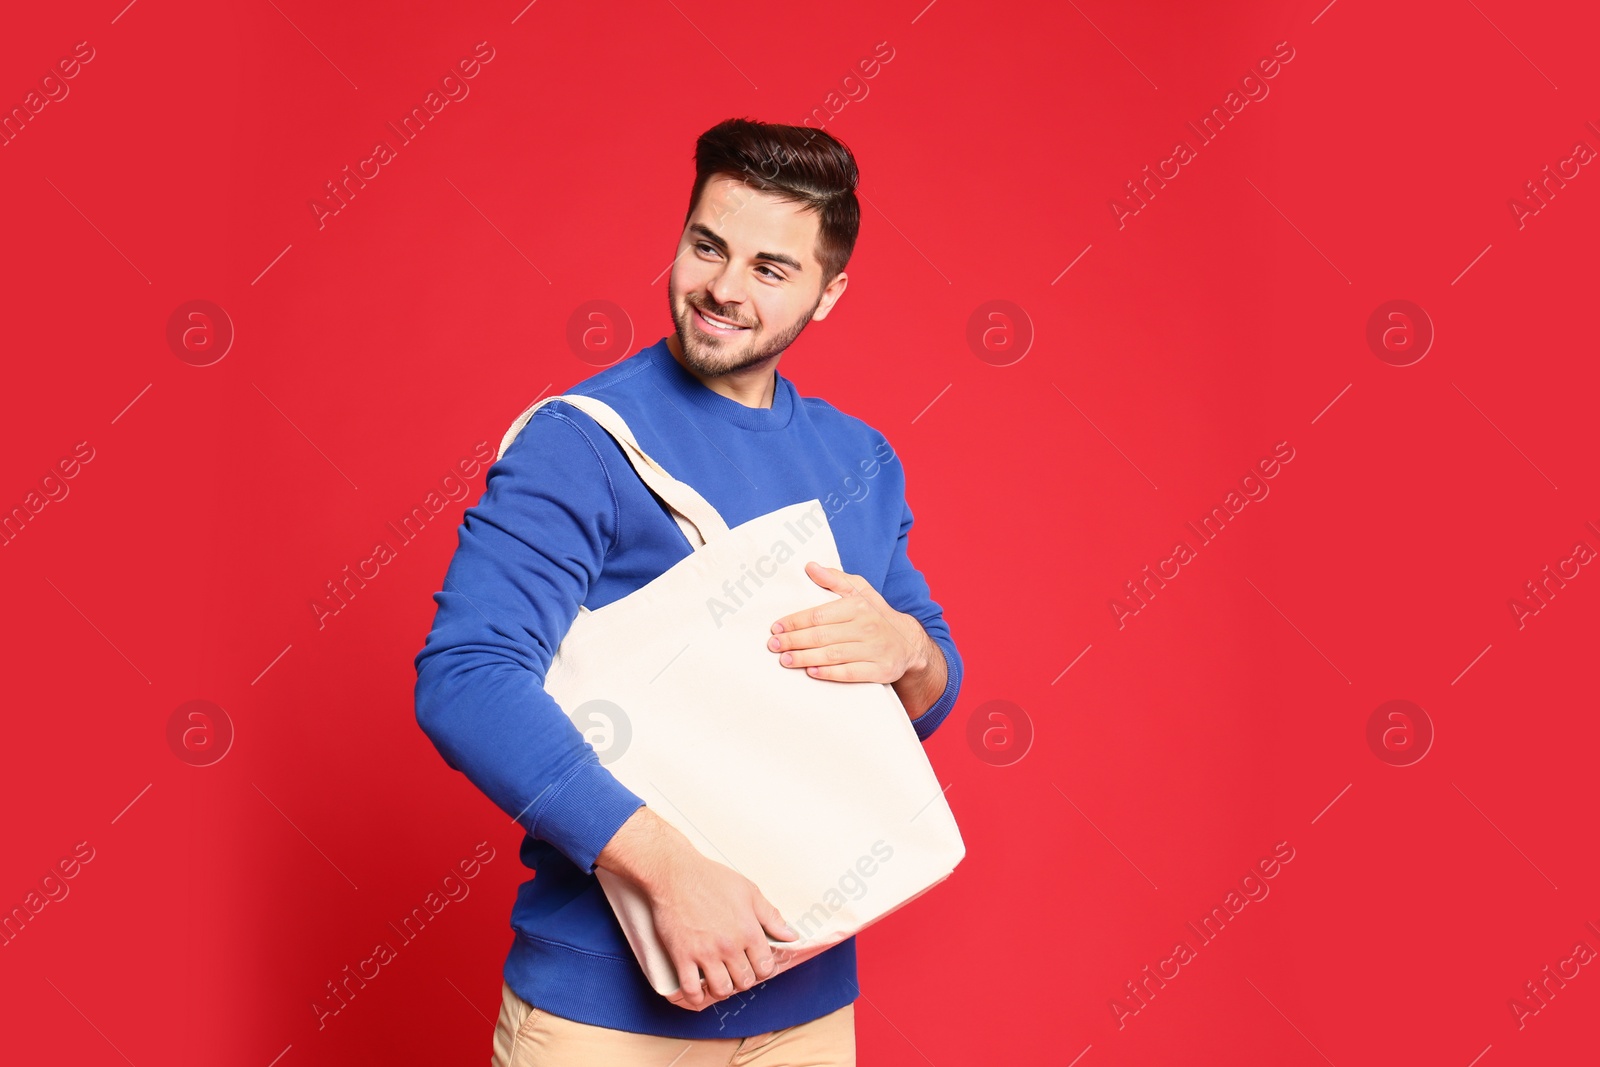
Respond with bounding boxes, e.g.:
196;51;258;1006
755;892;799;942
805;561;855;595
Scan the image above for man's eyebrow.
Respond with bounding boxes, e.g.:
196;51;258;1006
688;223;805;273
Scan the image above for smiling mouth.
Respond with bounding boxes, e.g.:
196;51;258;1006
693;306;751;333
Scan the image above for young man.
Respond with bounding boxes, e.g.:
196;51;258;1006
414;117;963;1065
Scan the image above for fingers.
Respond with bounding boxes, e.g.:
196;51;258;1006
659;877;797;1013
691;950;770;1006
768;619;863;653
756;896;800;943
721;952;760;993
739;948;774;988
700;959;737;1001
802;560;859;594
772;566;883;636
667;949;753;1012
800;559;851;591
774;641;873;671
732;901;791;990
771;597;852;636
671;961;708;1011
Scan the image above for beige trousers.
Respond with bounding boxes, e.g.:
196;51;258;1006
491;980;856;1066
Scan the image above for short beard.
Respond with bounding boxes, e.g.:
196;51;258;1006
668;285;822;379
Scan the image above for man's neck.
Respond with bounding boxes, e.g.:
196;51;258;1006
665;334;779;409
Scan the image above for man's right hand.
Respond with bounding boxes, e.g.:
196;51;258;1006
596;806;800;1012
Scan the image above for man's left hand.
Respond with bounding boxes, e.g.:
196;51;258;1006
767;562;934;684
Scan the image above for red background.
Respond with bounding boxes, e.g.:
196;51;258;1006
3;1;1597;1063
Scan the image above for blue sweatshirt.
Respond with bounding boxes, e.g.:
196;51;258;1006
413;337;963;1039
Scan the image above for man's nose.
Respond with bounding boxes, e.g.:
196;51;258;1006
706;265;748;311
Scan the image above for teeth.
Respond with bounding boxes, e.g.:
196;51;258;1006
699;308;746;329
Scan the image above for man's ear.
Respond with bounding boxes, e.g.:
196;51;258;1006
812;271;849;321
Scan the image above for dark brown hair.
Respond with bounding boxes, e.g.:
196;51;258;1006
684;118;861;288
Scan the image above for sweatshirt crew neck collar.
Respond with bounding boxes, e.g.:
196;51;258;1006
647;336;796;432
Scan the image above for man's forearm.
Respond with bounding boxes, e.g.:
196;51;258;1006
893;627;948;720
596;805;686;892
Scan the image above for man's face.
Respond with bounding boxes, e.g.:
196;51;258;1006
667;173;847;378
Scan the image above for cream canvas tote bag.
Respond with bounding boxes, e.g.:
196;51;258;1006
496;393;966;997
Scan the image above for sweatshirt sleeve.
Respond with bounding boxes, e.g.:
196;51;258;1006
413;404;645;875
877;490;964;743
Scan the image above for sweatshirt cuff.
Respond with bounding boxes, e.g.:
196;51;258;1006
910;634;962;742
529;759;646;875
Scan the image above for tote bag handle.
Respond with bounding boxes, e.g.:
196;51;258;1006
497;393;731;548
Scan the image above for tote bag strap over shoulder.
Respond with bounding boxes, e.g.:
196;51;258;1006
497;392;731;548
